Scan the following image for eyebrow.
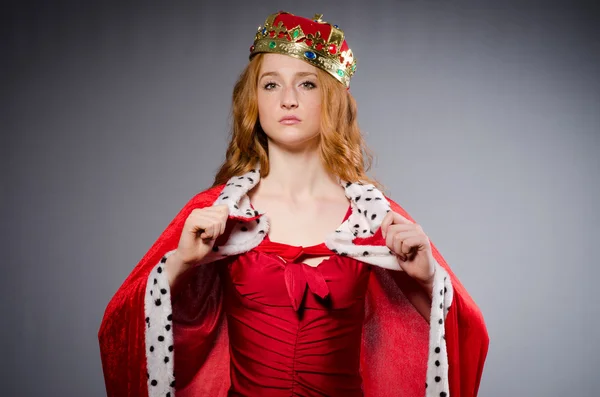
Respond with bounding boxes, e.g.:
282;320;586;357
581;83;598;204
259;71;317;80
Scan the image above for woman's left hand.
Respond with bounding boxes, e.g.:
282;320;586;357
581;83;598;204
380;211;436;289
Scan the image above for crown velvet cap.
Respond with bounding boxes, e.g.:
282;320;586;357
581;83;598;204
250;11;357;88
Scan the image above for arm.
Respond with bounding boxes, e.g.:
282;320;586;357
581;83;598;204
387;197;489;396
98;187;223;396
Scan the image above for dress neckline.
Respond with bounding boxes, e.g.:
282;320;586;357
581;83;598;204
251;202;353;249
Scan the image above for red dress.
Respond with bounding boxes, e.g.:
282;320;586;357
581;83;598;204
223;206;370;396
98;183;489;397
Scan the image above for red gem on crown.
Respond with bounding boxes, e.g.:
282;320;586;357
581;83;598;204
250;11;357;87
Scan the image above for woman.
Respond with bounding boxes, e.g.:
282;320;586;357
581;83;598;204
98;11;489;397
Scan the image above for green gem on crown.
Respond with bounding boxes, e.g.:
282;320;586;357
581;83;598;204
337;69;344;77
269;41;276;49
293;29;299;38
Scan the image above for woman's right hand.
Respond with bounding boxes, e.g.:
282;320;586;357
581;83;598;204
173;204;230;267
165;205;230;288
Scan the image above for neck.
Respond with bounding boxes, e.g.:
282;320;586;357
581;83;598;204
259;141;339;199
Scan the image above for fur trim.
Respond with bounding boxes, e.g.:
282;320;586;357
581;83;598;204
143;165;454;397
144;249;177;397
426;263;453;396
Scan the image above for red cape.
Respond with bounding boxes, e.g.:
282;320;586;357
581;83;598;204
98;182;488;397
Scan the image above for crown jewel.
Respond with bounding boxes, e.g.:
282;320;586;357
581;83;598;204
250;11;357;88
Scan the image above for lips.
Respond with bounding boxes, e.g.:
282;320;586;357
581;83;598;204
279;116;301;124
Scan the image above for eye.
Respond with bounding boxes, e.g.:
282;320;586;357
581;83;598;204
263;81;277;90
301;81;317;89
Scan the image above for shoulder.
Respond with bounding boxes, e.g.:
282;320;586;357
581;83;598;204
178;184;227;212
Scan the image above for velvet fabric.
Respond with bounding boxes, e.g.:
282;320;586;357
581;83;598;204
222;224;370;396
98;183;489;396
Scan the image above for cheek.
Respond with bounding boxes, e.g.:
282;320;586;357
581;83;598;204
303;94;321;125
308;101;322;125
257;92;266;111
302;92;321;114
257;94;274;123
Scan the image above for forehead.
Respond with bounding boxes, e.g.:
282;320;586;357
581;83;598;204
259;53;318;75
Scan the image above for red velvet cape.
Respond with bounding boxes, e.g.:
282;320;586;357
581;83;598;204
98;183;488;397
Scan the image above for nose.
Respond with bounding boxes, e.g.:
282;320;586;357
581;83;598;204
280;86;298;109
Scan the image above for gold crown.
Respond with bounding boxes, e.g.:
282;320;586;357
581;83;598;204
250;12;357;88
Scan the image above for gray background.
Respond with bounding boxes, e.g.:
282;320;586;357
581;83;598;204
3;1;599;396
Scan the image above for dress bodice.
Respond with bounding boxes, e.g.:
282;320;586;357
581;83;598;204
220;210;371;396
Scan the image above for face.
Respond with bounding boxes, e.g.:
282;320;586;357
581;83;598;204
256;53;322;149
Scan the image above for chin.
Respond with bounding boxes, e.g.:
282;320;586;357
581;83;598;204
266;127;320;148
266;123;317;136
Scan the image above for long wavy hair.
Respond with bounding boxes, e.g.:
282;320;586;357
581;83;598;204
212;53;382;191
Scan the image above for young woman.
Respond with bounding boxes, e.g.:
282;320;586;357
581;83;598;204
98;11;489;397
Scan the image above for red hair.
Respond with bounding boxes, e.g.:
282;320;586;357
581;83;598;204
212;53;382;191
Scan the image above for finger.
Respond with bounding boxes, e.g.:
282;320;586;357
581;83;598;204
219;218;226;236
392;237;406;261
394;240;408;262
211;213;229;239
221;209;231;223
210;224;219;239
194;224;207;239
190;212;221;227
390;211;413;225
385;225;416;250
384;220;398;251
381;211;414;238
392;232;415;256
196;214;221;239
190;220;209;239
380;211;394;239
401;235;427;255
193;205;228;216
392;231;425;259
385;223;415;235
196;213;225;239
215;204;230;215
386;229;406;261
209;223;220;240
198;223;213;240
